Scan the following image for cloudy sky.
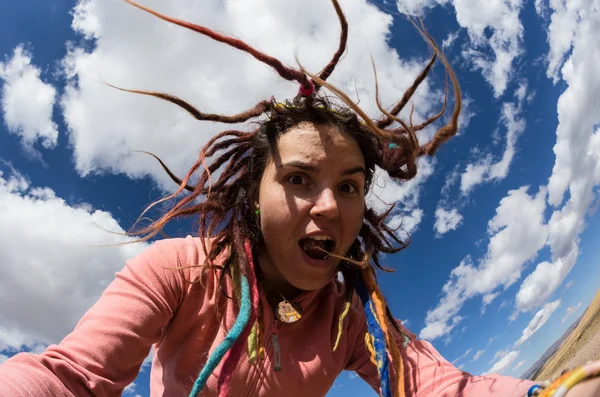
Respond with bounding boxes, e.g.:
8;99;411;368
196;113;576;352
1;0;599;396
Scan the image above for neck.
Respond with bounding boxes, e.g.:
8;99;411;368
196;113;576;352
256;249;302;310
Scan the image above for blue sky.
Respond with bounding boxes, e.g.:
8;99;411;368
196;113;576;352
1;0;599;396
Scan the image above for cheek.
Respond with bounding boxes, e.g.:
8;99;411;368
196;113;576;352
258;189;297;239
344;203;365;243
259;180;311;228
260;207;287;235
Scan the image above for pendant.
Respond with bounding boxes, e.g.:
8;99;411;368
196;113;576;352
276;299;303;323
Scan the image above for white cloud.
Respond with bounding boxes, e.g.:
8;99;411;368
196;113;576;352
434;207;463;236
0;165;147;349
545;0;578;84
534;0;547;17
419;259;468;339
561;302;582;323
440;165;460;200
514;80;528;105
420;186;548;340
489;348;509;364
140;345;155;371
452;347;473;364
0;45;58;158
515;300;560;346
123;382;137;395
368;158;435;234
458;96;476;132
442;31;459;50
513;360;526;372
472;349;485;362
0;354;9;364
72;0;101;40
546;1;600;205
460;99;525;195
396;0;524;96
564;280;574;290
59;0;446;241
485;350;520;375
395;0;439;14
61;0;441;189
517;1;600;312
460;161;488;194
516;255;573;311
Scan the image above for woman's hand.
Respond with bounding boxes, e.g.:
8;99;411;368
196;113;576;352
564;376;600;396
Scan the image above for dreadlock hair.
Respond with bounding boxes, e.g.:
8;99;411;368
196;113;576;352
121;1;461;397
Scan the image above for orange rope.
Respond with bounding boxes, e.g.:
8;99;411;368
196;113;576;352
363;269;405;397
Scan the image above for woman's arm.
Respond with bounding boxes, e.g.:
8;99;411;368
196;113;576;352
0;238;197;397
565;377;600;396
347;316;536;397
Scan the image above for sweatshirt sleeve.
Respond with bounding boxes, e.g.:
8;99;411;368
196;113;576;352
347;315;535;397
0;238;195;397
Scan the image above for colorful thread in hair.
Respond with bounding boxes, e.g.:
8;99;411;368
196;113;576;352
230;261;242;301
248;322;259;363
188;275;250;397
333;301;351;351
299;80;315;96
248;303;266;362
257;312;265;359
365;332;379;367
363;268;405;397
355;277;391;397
215;241;260;397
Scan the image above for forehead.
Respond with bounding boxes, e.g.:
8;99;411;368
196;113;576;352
274;122;365;166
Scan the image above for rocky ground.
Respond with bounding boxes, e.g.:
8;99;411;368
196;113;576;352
534;288;600;381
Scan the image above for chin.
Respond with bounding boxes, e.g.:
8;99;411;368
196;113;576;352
290;278;332;292
287;263;340;291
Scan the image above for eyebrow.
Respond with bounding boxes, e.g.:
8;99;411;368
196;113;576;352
279;161;366;176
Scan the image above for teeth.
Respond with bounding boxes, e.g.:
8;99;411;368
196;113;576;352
310;236;333;241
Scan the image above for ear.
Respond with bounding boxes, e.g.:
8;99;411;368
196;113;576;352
247;188;260;210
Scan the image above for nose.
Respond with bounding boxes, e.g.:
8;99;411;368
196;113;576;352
310;188;339;220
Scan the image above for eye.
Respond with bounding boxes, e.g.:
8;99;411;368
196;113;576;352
340;182;359;195
287;174;309;186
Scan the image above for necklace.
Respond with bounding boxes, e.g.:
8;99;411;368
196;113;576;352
275;292;303;323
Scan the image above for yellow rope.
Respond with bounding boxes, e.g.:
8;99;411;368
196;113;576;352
258;319;265;359
333;301;352;351
365;332;379;367
247;322;259;363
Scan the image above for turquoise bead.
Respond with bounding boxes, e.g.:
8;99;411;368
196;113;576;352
527;384;541;396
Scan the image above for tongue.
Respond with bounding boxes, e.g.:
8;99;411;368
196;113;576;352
299;239;329;260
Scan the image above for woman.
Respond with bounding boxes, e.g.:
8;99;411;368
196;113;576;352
1;1;598;396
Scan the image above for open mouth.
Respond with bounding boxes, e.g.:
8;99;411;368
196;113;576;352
298;236;336;260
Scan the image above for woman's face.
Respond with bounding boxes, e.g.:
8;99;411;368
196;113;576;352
257;121;366;293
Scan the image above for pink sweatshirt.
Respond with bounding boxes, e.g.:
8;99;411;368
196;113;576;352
0;236;534;396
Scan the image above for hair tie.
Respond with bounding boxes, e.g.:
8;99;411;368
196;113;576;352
299;80;315;97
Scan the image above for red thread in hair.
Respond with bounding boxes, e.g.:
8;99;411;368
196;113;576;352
299;80;315;97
